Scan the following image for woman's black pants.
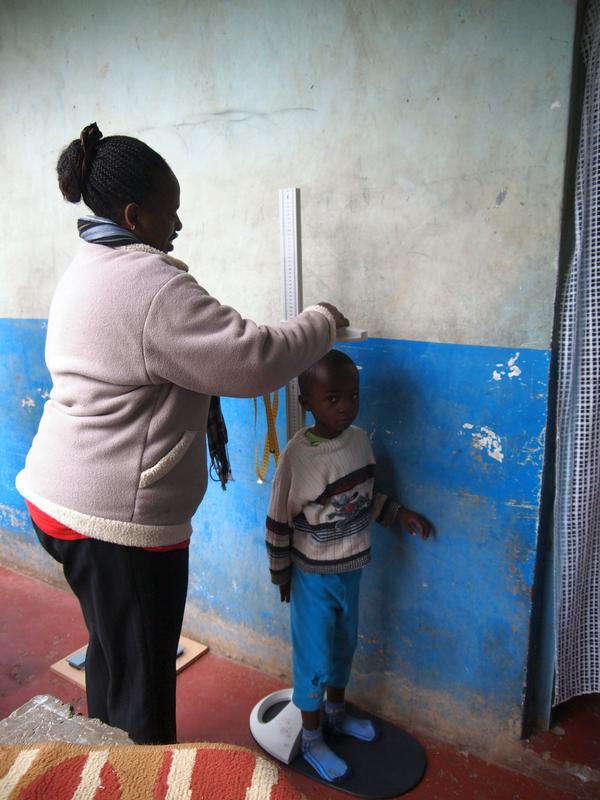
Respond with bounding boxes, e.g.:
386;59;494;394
33;522;189;744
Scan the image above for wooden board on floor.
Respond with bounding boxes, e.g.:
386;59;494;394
50;636;208;690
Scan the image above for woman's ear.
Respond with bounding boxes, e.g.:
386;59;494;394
123;202;140;232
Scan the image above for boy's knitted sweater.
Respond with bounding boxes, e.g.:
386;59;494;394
266;426;400;584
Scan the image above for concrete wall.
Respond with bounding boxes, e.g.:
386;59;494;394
0;0;577;749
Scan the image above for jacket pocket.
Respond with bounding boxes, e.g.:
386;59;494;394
138;430;197;489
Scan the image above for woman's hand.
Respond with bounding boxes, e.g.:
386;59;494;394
317;302;349;329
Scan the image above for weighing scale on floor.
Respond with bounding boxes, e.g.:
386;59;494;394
249;189;426;798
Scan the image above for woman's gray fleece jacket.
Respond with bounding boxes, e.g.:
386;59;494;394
16;242;335;547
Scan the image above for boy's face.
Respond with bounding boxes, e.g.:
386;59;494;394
301;363;359;439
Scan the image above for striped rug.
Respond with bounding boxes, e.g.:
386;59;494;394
0;741;304;799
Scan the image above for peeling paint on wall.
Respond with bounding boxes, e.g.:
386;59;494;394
463;423;504;463
473;426;504;463
492;352;522;381
0;504;28;532
508;353;522;379
517;428;546;468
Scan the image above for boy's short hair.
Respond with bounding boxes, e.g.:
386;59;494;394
298;349;357;396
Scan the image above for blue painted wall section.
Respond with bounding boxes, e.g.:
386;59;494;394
344;339;548;728
0;322;550;738
0;319;50;541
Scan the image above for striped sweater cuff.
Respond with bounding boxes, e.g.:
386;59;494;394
270;566;292;585
375;497;401;528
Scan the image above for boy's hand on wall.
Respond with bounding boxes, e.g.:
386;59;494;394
279;580;291;603
397;507;431;539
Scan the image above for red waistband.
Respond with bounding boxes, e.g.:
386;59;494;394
25;500;190;551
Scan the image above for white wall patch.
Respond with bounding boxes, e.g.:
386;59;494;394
507;353;522;379
463;423;504;463
472;426;504;462
491;352;521;381
0;503;29;531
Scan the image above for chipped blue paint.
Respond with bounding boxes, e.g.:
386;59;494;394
0;319;50;537
0;322;550;727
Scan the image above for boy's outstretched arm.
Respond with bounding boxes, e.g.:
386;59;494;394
396;506;431;539
372;491;431;539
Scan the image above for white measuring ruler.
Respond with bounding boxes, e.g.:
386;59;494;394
280;188;305;440
279;187;367;440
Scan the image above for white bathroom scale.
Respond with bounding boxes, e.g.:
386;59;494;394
250;689;427;798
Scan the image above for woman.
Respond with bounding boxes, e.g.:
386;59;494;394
16;122;347;744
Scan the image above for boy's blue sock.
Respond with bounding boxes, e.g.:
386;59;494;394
301;727;351;783
324;700;379;741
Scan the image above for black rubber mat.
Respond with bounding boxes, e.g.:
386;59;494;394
263;701;427;798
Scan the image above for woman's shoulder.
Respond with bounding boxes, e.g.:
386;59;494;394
115;243;190;274
76;241;189;274
60;243;208;313
79;241;210;294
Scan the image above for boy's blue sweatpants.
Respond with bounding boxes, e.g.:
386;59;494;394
291;567;362;711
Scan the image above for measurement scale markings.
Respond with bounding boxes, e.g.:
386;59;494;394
280;188;304;439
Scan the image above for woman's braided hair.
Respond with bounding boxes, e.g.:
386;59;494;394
57;122;169;220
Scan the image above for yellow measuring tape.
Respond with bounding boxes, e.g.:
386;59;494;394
254;392;280;482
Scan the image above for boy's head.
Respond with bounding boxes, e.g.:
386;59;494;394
298;350;359;438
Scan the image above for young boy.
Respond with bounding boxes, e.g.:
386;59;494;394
265;349;430;783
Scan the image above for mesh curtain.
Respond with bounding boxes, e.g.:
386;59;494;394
554;0;600;706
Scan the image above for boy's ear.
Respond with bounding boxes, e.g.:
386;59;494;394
299;395;309;410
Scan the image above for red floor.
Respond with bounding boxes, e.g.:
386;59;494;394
1;563;598;800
